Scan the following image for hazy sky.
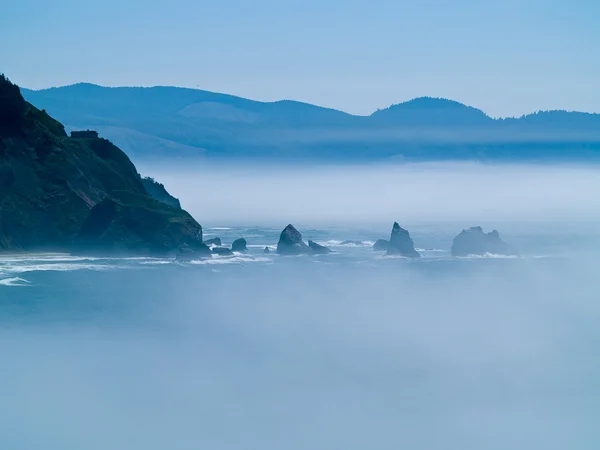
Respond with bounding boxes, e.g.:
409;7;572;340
1;0;598;117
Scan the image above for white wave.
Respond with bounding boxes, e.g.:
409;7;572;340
0;254;162;264
247;244;277;249
208;227;232;230
188;256;272;265
416;248;446;253
0;277;30;287
0;254;100;263
458;253;520;259
320;240;374;247
3;263;119;274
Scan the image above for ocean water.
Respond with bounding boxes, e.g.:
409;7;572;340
1;223;600;449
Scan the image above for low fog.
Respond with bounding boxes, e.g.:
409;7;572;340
2;162;600;449
1;257;599;449
140;161;600;227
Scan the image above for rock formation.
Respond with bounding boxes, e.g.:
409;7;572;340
231;238;248;252
373;239;389;251
263;247;271;254
386;222;420;257
0;74;205;256
308;240;333;254
451;227;519;256
176;242;212;260
276;224;310;255
204;237;222;246
211;247;234;256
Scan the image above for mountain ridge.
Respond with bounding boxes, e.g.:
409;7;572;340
21;83;600;161
23;83;600;119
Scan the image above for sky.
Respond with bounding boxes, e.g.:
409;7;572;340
1;0;599;117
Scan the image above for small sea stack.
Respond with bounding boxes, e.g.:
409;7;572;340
451;227;519;256
308;240;333;254
204;237;222;246
386;222;420;258
276;224;310;255
373;239;389;251
231;238;248;252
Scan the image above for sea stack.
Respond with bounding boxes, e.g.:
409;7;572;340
386;222;420;257
276;224;310;255
451;226;519;256
231;238;248;252
204;237;222;247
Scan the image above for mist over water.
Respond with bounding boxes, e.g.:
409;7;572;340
140;161;600;227
2;162;600;449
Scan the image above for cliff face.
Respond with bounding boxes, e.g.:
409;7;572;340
0;74;203;254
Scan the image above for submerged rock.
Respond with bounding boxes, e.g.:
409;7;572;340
204;237;222;246
341;240;363;245
263;247;271;254
212;247;234;256
176;243;212;261
277;224;310;255
373;239;389;251
451;226;519;256
386;222;420;258
231;238;248;252
308;240;333;254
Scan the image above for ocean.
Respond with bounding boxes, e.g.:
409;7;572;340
1;222;599;449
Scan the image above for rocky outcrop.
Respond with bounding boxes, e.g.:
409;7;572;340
341;240;363;245
231;238;247;252
141;177;181;209
373;239;389;251
263;247;271;254
176;242;212;260
211;247;234;256
204;237;221;246
386;223;420;257
308;240;333;254
451;227;519;256
276;224;310;255
72;190;206;256
0;74;205;256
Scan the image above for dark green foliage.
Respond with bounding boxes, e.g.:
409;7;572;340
0;74;26;135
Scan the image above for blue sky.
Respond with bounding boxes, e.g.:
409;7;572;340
1;0;598;117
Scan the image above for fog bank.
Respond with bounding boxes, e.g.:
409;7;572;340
140;162;600;226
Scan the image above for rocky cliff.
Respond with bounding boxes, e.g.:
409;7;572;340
0;74;204;255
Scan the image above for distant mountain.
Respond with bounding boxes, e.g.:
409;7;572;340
371;97;493;126
21;84;600;162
